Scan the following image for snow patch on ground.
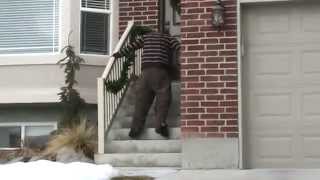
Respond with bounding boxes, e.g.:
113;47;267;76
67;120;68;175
0;160;119;180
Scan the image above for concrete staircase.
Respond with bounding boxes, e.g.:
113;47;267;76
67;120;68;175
95;80;181;167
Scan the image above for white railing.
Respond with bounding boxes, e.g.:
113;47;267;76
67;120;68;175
97;21;142;154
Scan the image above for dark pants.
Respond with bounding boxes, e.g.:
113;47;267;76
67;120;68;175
131;67;172;131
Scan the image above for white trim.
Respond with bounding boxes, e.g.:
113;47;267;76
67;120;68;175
237;0;244;170
0;54;109;66
0;122;57;149
80;7;111;14
0;122;58;128
239;0;291;3
0;0;61;56
97;78;105;154
109;0;114;55
80;1;114;56
102;21;134;78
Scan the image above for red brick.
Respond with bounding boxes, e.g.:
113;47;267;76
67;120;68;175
207;120;225;126
187;120;205;126
187;45;205;51
201;101;219;107
188;70;205;76
220;127;238;132
200;76;219;82
221;114;238;119
182;114;199;120
187;108;205;113
207;133;225;138
188;95;204;101
177;0;239;138
182;127;199;133
226;133;239;138
187;82;205;88
207;107;225;113
201;127;219;132
200;89;219;94
181;102;199;107
201;113;219;119
226;120;238;125
206;83;224;88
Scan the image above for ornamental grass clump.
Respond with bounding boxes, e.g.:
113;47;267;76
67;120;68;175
44;121;96;159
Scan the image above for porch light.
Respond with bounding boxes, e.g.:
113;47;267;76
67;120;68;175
212;0;225;30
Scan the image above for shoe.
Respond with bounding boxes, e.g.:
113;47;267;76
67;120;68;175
155;125;169;138
128;128;142;139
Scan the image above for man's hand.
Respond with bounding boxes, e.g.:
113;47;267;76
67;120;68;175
112;52;121;58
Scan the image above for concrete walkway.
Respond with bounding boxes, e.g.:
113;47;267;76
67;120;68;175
155;169;320;180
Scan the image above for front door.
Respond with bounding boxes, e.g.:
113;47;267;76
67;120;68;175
165;0;180;38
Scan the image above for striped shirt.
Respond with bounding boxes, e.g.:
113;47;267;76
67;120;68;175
118;31;180;69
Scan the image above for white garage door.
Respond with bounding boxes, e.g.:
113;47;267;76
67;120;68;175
243;2;320;168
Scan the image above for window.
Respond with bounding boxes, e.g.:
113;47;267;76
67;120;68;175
81;0;111;55
0;123;57;149
0;0;60;54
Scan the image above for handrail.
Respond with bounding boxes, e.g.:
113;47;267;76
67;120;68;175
97;20;142;154
102;21;135;79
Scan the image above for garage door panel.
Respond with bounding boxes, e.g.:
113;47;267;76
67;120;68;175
248;136;296;168
301;50;320;73
248;117;295;134
301;6;320;33
252;52;292;76
256;8;290;34
301;117;320;134
254;93;292;116
303;137;320;158
257;136;293;158
244;2;320;168
302;93;320;115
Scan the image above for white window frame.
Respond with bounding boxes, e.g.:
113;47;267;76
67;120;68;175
80;0;114;56
0;0;62;56
0;122;57;150
0;0;118;66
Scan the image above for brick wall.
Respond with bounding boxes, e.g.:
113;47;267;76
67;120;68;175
119;0;159;35
180;0;238;138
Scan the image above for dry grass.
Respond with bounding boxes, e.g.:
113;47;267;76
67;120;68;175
43;121;97;159
112;176;154;180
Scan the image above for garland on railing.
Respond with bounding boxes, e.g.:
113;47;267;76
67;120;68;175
105;25;152;94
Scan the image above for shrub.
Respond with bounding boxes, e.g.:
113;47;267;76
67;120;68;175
44;121;96;159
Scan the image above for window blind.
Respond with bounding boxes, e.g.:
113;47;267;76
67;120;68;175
82;0;110;10
81;12;109;54
0;0;59;54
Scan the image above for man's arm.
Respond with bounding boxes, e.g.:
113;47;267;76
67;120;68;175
113;37;144;58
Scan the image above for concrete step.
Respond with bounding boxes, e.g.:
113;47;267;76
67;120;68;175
105;140;181;153
117;167;179;178
108;128;181;140
112;116;180;129
95;153;181;167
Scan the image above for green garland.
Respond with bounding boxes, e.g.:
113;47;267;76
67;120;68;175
105;25;152;94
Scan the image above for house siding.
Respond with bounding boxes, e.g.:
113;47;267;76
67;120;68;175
180;0;238;138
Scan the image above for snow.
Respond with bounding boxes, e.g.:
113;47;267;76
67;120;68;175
0;160;119;180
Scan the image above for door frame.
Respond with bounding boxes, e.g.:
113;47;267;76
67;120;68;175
159;0;166;33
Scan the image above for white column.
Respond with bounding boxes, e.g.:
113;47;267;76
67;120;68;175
97;78;105;154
